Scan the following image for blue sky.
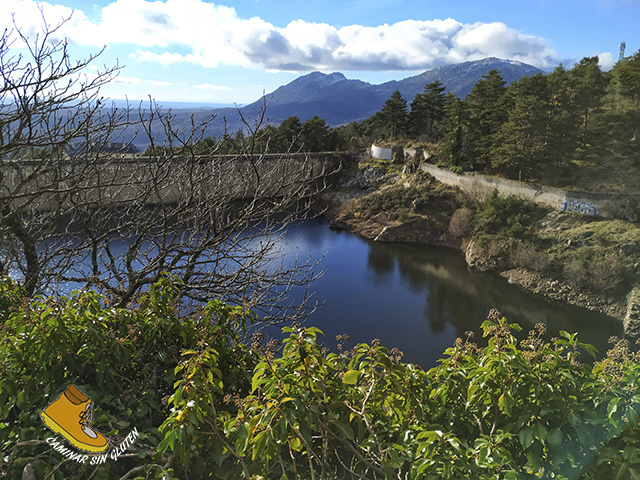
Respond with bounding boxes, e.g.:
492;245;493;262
2;0;639;105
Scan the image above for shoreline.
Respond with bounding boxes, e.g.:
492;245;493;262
321;196;628;323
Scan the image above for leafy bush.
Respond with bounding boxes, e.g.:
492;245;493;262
358;184;429;218
474;190;546;240
0;277;257;480
2;278;640;479
160;312;640;479
357;178;460;221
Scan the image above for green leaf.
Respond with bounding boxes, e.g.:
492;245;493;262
416;430;440;442
252;430;269;461
251;370;264;393
289;437;302;451
342;370;361;385
498;391;514;416
626;406;639;426
533;422;547;443
547;428;563;449
575;426;592;447
608;397;620;417
446;436;461;450
519;427;535;449
333;421;354;441
467;384;479;404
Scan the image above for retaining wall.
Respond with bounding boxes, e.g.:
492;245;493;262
420;162;640;221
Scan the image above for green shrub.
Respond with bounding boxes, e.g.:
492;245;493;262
3;278;640;479
160;313;640;480
0;277;256;480
357;178;459;219
474;190;546;240
358;184;429;217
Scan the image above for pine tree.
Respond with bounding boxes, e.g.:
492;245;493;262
380;90;408;138
277;116;302;152
612;50;640;111
569;56;609;143
492;75;550;177
301;116;332;152
437;94;469;167
465;70;508;170
547;65;580;164
410;80;447;140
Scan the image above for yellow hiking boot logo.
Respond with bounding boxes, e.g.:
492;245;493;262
41;384;108;453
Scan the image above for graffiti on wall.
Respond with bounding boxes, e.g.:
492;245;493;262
561;200;598;216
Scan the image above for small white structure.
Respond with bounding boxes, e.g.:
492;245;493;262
370;144;393;160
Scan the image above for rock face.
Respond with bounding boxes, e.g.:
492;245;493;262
465;239;488;271
343;166;390;190
623;199;640;223
464;239;505;272
499;268;625;320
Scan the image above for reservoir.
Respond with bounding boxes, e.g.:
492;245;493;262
275;217;623;369
31;216;624;370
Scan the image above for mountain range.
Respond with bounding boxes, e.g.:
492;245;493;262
131;57;544;145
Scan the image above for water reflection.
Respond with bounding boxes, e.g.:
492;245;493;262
367;247;395;277
37;215;623;370
278;217;623;369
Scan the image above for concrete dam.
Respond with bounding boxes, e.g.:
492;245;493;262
0;152;342;213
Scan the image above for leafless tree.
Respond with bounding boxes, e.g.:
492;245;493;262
0;15;338;322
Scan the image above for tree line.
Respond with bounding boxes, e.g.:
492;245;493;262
146;114;343;157
370;53;639;178
244;50;640;182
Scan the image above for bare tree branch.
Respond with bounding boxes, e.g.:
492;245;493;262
0;17;340;324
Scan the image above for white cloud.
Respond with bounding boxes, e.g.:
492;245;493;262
0;0;84;41
1;0;560;71
597;52;615;70
451;22;558;67
134;51;196;65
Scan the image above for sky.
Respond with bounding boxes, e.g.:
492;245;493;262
1;0;639;105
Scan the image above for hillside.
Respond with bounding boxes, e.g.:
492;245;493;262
129;57;543;144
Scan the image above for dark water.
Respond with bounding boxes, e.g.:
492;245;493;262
273;217;623;369
27;216;623;370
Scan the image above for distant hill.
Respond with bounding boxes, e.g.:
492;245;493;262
128;57;544;146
